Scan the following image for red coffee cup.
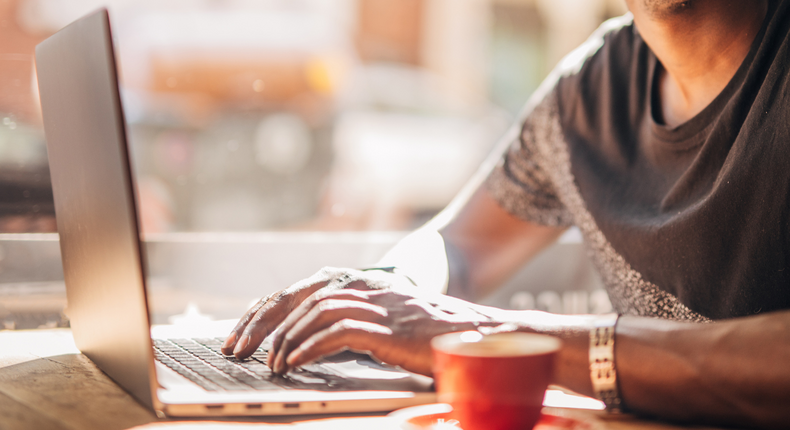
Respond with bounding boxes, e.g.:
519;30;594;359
431;331;562;430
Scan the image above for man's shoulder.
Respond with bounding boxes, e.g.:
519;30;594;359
552;13;650;135
554;13;638;80
514;13;647;139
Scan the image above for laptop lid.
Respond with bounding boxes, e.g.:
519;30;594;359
36;9;158;410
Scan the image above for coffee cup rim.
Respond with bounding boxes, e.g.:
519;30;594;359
431;331;562;358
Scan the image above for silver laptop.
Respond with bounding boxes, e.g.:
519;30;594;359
35;8;434;417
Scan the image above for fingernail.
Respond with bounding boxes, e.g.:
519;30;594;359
222;332;237;351
233;334;249;355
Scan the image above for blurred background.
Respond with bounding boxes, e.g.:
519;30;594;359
0;0;625;330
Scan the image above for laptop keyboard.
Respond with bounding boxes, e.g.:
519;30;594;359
153;338;355;392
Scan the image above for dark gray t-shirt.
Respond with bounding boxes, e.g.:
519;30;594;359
486;1;790;321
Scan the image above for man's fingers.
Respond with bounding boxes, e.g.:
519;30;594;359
270;300;388;373
267;289;375;364
233;280;328;359
281;319;393;374
221;296;270;355
231;296;289;358
226;267;401;360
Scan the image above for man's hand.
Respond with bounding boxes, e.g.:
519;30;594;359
221;266;493;375
267;288;496;376
221;267;386;358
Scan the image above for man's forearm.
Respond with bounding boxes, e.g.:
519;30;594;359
616;312;790;428
482;309;790;428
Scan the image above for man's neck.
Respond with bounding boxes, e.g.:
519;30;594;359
628;0;769;127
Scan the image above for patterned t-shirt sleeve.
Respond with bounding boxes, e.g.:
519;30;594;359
484;90;574;228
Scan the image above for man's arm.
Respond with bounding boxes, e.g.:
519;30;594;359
373;186;565;301
616;312;790;427
248;276;790;428
221;179;790;428
489;310;790;429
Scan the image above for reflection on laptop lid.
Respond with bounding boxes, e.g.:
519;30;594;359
36;8;157;411
36;8;433;417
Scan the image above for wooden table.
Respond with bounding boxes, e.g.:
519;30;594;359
0;329;722;430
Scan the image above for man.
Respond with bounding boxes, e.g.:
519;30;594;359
222;0;790;427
